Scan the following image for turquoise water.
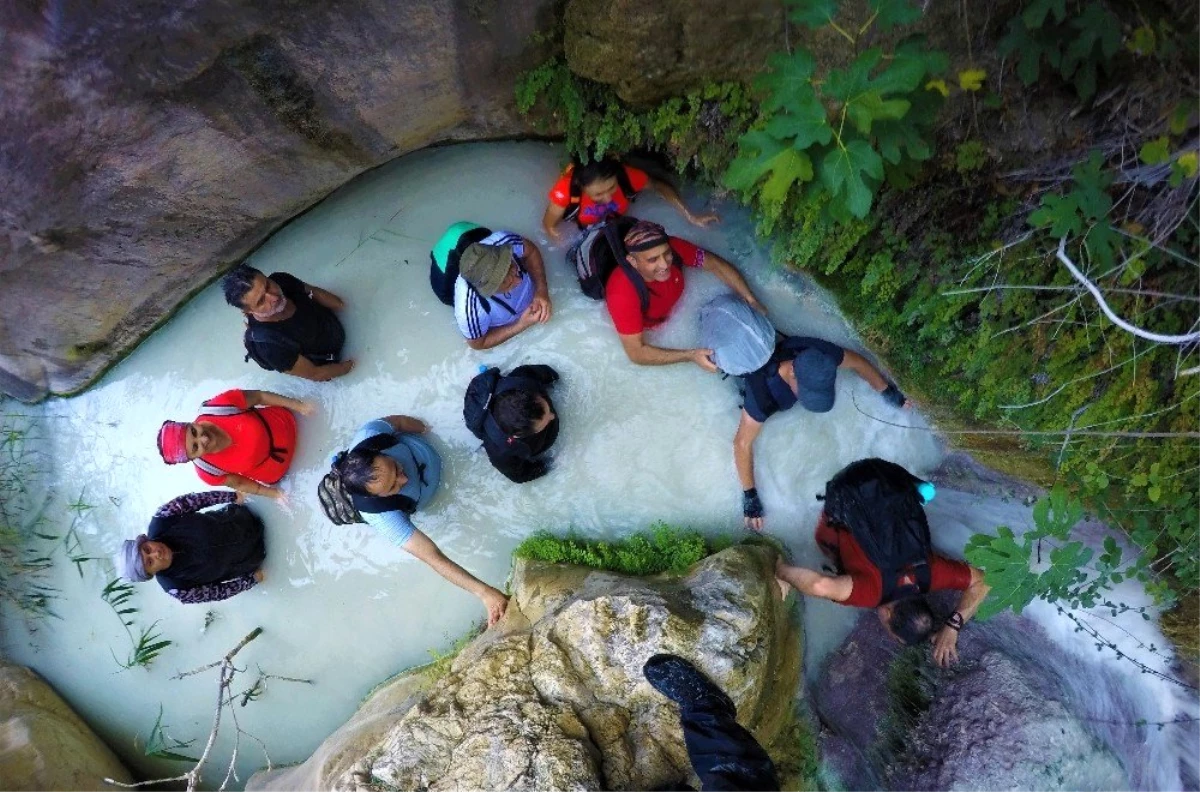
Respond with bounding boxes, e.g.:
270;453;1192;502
0;142;1191;790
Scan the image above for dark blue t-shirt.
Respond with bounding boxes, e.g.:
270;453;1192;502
741;336;845;423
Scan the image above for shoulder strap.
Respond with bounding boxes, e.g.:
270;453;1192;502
601;221;650;315
243;324;299;367
193;457;228;478
352;433;399;455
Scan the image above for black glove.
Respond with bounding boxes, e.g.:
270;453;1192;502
743;488;764;520
881;383;907;408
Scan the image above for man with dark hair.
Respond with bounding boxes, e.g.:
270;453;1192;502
606;220;764;372
774;509;989;667
221;265;353;381
463;364;559;483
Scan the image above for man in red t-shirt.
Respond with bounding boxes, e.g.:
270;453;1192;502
606;221;765;371
776;511;990;667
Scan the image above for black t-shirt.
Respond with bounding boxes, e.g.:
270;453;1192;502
246;272;345;372
741;336;845;422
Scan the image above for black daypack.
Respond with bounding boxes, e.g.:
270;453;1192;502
569;215;655;315
318;434;418;526
243;323;339;372
820;458;933;604
463;368;545;454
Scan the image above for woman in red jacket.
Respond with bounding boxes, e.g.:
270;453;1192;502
541;156;718;242
156;388;312;499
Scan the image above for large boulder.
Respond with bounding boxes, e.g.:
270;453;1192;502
0;660;134;790
813;601;1130;791
563;0;781;105
0;0;557;401
247;544;800;791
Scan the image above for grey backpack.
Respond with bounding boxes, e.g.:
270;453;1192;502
699;294;776;375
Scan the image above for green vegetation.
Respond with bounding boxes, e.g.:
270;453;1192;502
425;625;484;681
876;645;935;763
513;522;733;576
725;0;947;221
142;706;199;763
770;703;821;791
100;578;174;670
0;413;60;622
516;0;1199;652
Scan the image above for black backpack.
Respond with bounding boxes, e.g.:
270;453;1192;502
429;225;494;308
819;458;933;603
243;322;340;372
318;435;418;525
568;215;656;315
463;368;545;454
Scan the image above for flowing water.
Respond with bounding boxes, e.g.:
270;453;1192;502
0;142;1194;789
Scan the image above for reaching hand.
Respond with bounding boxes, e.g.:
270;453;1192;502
293;399;317;417
931;627;960;667
253;568;265;583
234;491;247;505
529;294;553;324
692;348;718;373
748;297;768;315
480;587;509;628
687;210;720;227
743;488;765;532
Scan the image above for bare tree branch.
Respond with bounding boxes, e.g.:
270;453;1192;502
1057;238;1200;345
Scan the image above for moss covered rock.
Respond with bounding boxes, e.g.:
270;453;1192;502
0;660;134;790
247;544;800;791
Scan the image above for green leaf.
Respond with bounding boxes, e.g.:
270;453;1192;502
1148;485;1162;503
999;21;1049;86
1169;103;1192;135
789;0;840;28
757;51;817;114
1028;193;1082;237
763;91;833;148
1139;136;1171;165
1022;0;1068;28
846;93;911;134
724;131;787;190
1176;151;1197;178
760;149;815;203
1125;25;1157;56
820;140;884;218
870;0;922;31
1083;221;1117;268
958;68;987;91
825;49;883;103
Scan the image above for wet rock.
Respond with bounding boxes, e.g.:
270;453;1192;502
563;0;780;105
0;660;134;789
0;0;557;400
247;544;800;791
814;600;1129;791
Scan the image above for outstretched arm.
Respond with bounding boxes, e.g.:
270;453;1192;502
221;474;283;501
520;238;553;323
154;491;238;519
285;356;355;382
542;203;567;241
931;566;990;667
700;252;764;313
840;351;911;408
381;415;429;434
242;390;316;416
618;332;717;371
169;572;259;604
733;411;766;530
648;177;718;227
402;529;509;628
775;556;854;602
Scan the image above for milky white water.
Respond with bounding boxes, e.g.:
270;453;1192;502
1;142;1194;790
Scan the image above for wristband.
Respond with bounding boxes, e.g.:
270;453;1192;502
742;488;764;519
882;383;907;408
945;611;965;631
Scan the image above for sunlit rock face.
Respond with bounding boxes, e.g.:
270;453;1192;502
814;598;1131;792
0;0;555;401
246;544;801;791
0;660;134;789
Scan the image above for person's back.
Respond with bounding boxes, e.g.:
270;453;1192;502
465;365;560;483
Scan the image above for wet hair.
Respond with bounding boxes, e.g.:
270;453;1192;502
570;156;623;192
491;389;546;437
335;449;382;495
889;596;937;645
221;265;264;308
